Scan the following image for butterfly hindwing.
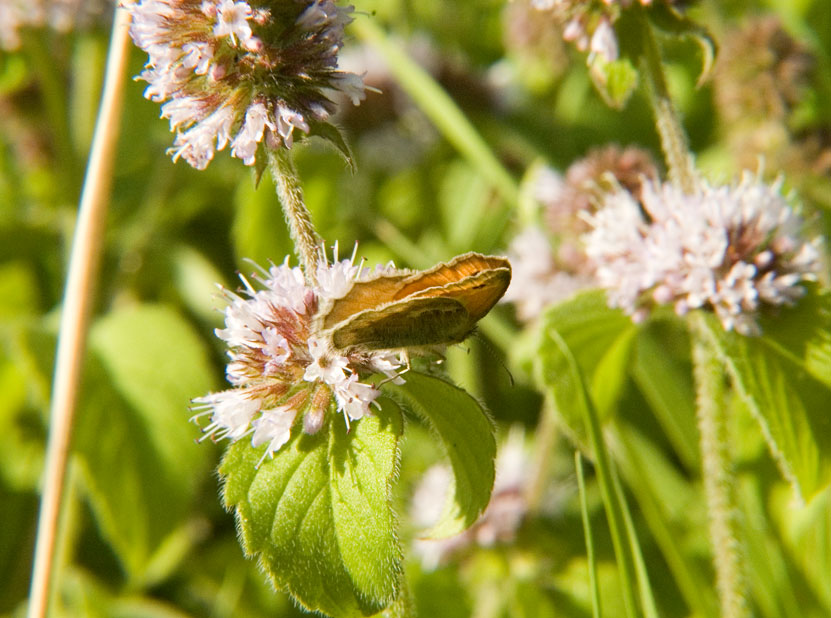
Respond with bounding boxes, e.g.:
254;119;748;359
330;297;471;350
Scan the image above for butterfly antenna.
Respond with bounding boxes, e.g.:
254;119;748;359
472;330;514;387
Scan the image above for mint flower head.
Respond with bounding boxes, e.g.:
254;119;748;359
126;0;366;169
503;146;658;321
584;172;823;335
192;253;406;460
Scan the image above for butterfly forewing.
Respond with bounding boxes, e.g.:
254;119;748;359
320;273;411;330
392;253;510;299
320;252;512;352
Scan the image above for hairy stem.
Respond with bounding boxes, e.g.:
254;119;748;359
27;8;131;618
638;9;696;193
692;315;749;618
267;148;324;285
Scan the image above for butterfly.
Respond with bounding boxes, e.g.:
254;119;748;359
317;252;511;352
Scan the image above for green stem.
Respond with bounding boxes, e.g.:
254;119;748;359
692;314;749;618
267;148;323;285
575;451;601;618
524;399;559;513
637;9;696;193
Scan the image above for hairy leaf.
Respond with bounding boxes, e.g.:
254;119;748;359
382;372;495;538
701;300;831;501
221;399;403;617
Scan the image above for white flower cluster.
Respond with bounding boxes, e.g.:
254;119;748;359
503;227;591;321
127;0;365;169
584;172;823;334
0;0;110;50
192;255;406;459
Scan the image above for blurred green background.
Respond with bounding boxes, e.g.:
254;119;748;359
1;0;830;616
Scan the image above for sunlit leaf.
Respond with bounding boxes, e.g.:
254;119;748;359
648;3;717;85
631;320;699;470
701;304;831;501
307;119;356;173
382;372;495;538
221;399;403;617
590;57;639;109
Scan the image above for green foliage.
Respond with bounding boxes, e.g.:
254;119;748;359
2;1;831;616
220;399;403;616
77;304;216;583
701;290;831;501
534;291;637;444
590;58;639;109
536;323;658;618
383;372;496;538
647;2;717;85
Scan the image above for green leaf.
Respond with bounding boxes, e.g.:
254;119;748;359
76;304;216;582
307;119;356;173
542;330;654;618
220;399;404;617
169;244;228;326
631;320;699;470
647;3;717;85
590;57;639;109
700;304;831;501
756;287;831;391
330;400;403;607
382;371;495;538
535;291;637;443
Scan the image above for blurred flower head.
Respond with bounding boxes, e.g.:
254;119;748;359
192;252;407;460
584;171;823;335
528;0;663;65
126;0;366;169
504;146;658;321
712;16;831;184
714;16;813;127
502;0;569;82
503;226;593;321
